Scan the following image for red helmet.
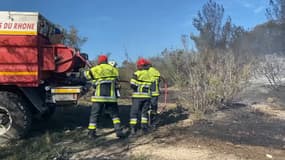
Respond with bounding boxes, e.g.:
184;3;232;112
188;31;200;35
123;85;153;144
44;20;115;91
144;59;151;65
98;55;108;64
136;58;147;69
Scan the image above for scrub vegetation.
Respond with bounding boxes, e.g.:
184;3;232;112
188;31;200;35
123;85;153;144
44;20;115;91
0;0;284;159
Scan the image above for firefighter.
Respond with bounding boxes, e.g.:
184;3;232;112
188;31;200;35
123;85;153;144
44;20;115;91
108;60;118;68
84;55;124;139
129;58;153;136
145;60;161;127
108;60;121;98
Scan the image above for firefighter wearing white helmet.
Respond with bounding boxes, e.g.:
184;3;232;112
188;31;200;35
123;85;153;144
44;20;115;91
108;60;117;67
108;60;121;98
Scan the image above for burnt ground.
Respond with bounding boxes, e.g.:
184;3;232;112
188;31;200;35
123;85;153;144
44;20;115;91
0;84;285;160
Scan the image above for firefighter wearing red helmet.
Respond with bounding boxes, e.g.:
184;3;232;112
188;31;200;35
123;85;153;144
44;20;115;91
84;54;124;139
145;59;161;127
129;58;153;136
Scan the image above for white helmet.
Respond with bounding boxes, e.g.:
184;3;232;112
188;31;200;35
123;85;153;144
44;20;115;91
108;60;117;67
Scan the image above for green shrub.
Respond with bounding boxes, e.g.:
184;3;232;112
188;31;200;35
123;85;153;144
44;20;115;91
152;49;252;115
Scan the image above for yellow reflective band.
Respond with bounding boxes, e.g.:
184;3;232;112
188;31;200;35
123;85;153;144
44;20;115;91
91;97;117;102
152;92;160;96
111;82;115;97
141;117;148;124
51;88;81;94
137;82;151;86
88;124;96;130
0;71;38;76
132;93;151;98
0;30;37;35
131;79;151;86
130;119;137;125
112;118;121;124
96;82;101;96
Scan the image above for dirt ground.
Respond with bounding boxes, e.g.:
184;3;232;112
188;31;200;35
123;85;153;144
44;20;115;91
1;80;285;160
69;104;285;160
70;82;285;160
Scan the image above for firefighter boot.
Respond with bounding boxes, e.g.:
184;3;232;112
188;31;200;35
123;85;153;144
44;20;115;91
114;124;125;139
129;126;137;138
150;113;158;129
141;124;149;134
88;130;97;139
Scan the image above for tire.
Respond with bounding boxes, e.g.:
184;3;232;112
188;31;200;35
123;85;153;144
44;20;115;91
0;91;32;143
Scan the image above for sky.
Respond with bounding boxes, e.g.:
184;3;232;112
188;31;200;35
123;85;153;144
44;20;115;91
0;0;269;64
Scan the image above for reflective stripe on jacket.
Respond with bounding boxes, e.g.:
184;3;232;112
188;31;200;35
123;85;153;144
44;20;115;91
84;63;119;102
149;67;161;96
130;69;152;98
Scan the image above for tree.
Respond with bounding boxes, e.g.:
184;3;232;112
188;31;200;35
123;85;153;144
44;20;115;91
191;0;246;53
62;25;88;50
266;0;285;23
191;0;224;51
239;0;285;56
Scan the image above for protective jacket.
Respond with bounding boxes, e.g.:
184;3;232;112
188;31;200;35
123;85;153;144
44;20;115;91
130;69;153;98
85;63;119;102
149;67;161;97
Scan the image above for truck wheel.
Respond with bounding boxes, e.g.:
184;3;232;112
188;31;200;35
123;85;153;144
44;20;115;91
0;91;32;143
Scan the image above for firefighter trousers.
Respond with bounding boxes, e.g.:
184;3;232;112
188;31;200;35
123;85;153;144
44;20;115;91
150;96;159;113
130;98;150;131
88;102;121;131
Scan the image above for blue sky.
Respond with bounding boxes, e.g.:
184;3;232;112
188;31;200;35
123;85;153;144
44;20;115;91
0;0;268;64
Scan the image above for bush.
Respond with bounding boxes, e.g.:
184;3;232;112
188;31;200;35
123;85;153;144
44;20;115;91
153;50;252;115
117;49;253;115
256;54;285;88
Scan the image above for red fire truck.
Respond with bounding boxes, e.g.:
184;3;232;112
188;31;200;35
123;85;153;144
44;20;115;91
0;11;87;142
